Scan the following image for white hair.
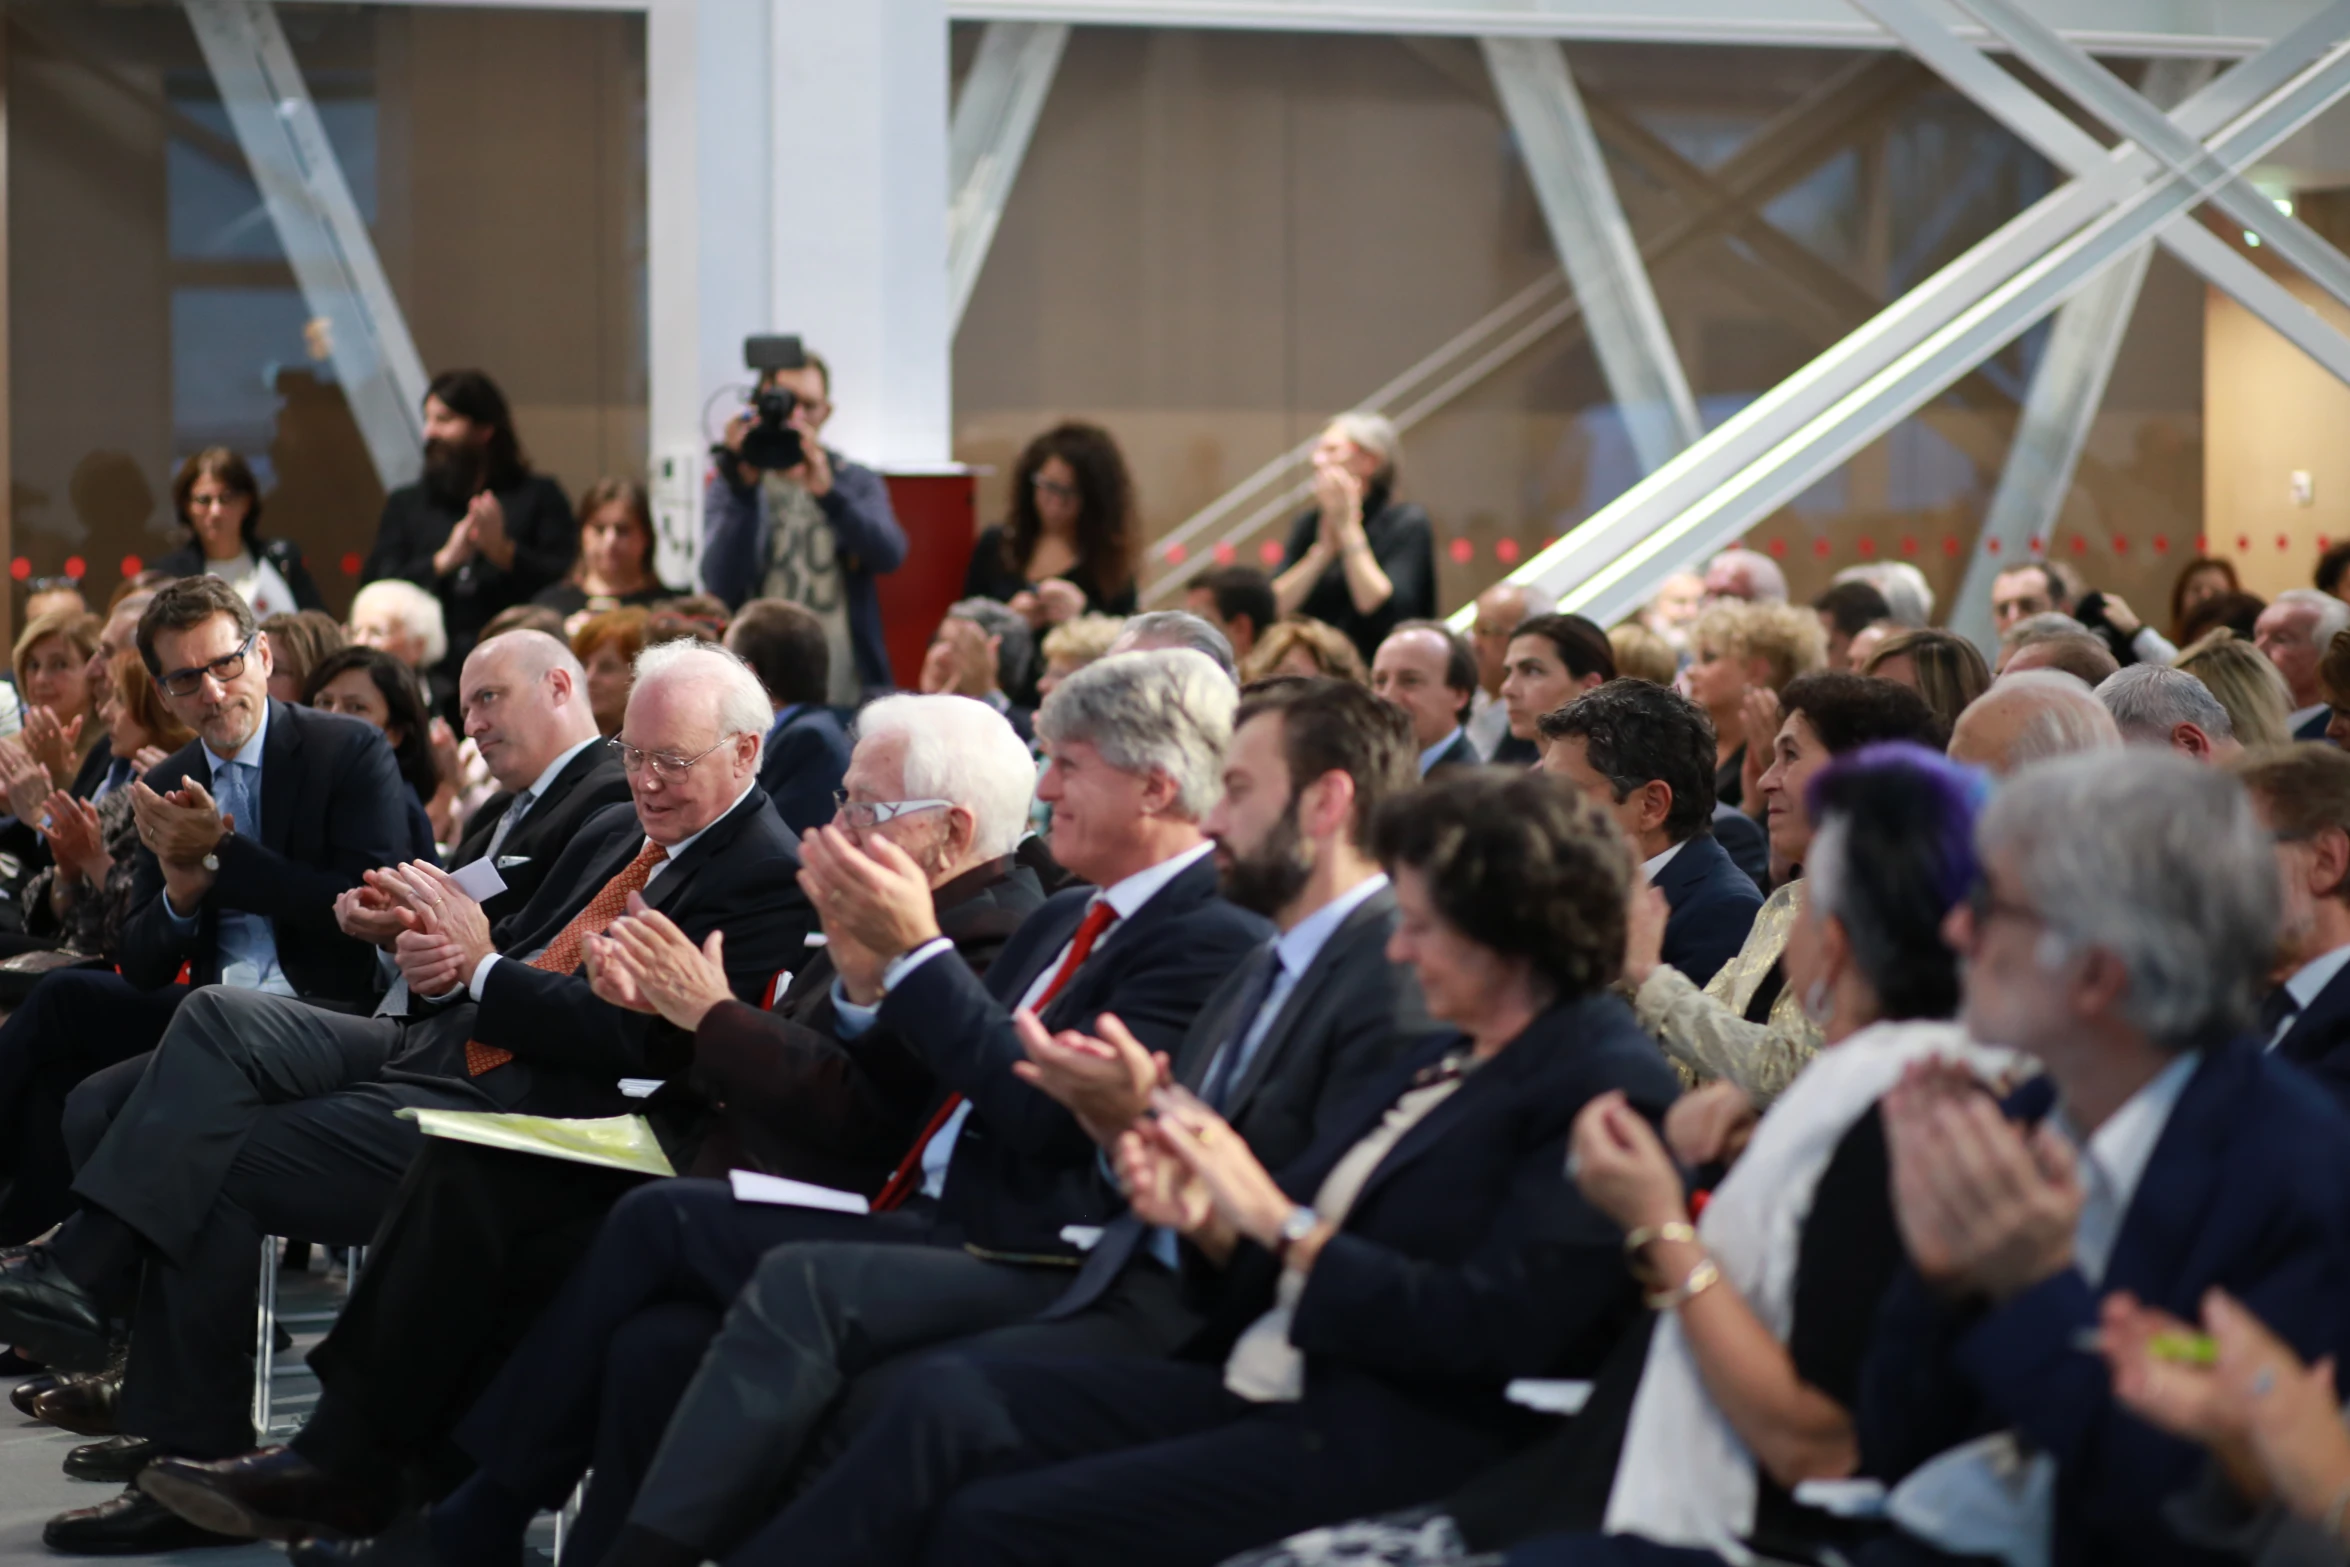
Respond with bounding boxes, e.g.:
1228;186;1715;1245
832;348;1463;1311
1036;648;1235;821
852;694;1037;859
1981;750;2276;1049
630;639;773;767
1979;669;2123;769
351;579;448;667
1325;410;1400;480
2095;664;2233;747
1834;563;1932;627
2275;587;2350;648
1705;548;1788;603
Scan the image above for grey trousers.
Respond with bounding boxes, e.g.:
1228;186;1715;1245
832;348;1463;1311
69;987;486;1456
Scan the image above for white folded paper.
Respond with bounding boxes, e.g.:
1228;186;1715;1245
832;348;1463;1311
617;1078;663;1099
449;858;508;903
728;1168;870;1215
1503;1379;1593;1415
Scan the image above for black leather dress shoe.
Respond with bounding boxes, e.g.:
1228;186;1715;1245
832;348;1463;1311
34;1359;123;1435
139;1446;401;1543
42;1485;244;1554
10;1369;59;1417
287;1512;441;1567
64;1435;160;1483
0;1249;110;1372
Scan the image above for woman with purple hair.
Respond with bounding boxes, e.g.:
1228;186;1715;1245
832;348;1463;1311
1223;745;2018;1567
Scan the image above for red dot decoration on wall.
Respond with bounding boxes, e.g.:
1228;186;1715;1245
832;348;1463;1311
1985;537;2002;555
1163;542;1189;566
2112;536;2128;553
1212;542;1236;566
1766;537;1787;557
1813;538;1831;558
2238;536;2251;552
1448;538;1474;564
1495;538;1521;564
341;553;364;577
2069;536;2087;555
1900;536;1918;556
2323;536;2335;552
120;555;143;578
62;558;85;580
2153;536;2170;554
2198;535;2210;553
1258;540;1284;566
7;559;27;582
1943;537;1961;557
2279;534;2293;553
1857;537;1878;558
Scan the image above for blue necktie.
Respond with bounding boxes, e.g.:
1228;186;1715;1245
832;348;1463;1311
1198;943;1284;1112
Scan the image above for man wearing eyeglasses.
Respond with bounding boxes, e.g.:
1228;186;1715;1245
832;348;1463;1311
5;639;815;1555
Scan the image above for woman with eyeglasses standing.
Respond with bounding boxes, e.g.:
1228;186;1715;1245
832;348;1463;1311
153;448;326;619
963;423;1140;651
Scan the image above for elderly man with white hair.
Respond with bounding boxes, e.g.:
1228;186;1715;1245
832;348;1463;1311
137;695;1053;1552
2256;587;2350;741
15;641;817;1554
2095;664;2241;763
1947;669;2123;776
212;650;1273;1567
348;576;453;716
1704;547;1789;605
1273;412;1437;662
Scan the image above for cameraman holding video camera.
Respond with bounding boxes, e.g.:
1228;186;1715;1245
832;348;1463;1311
700;339;906;703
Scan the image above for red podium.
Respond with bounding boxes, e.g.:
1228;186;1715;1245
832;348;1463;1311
877;469;978;688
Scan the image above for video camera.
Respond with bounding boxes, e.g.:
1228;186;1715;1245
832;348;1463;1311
737;334;808;471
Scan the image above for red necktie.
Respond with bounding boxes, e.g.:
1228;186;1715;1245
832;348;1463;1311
465;839;668;1076
869;899;1118;1211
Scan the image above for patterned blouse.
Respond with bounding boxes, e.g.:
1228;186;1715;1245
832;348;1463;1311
1633;880;1823;1105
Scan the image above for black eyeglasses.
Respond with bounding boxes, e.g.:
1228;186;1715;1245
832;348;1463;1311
158;633;256;699
1964;874;2042;933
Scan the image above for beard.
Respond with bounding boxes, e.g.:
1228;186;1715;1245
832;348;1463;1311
1217;802;1315;918
423;436;485;511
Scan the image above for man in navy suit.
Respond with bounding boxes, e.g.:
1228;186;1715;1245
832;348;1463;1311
2235;745;2350;1108
1539;679;1761;986
727;598;851;835
1855;752;2350;1567
1371;621;1482;776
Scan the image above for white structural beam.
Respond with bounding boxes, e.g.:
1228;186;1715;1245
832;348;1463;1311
1950;56;2210;656
948;22;1069;333
182;0;429;493
1451;18;2350;632
1482;38;1700;475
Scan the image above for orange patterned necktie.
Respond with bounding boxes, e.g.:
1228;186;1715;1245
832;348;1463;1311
465;838;669;1076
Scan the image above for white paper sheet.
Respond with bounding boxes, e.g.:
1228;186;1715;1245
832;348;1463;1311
449;857;508;903
728;1168;870;1215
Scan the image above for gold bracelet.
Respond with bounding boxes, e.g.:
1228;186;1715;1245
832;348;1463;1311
1644;1256;1721;1312
1621;1221;1698;1258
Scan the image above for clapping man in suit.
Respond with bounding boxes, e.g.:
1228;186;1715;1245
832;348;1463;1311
726;599;851;836
2233;745;2350;1106
309;651;1266;1567
1539;679;1762;987
1371;621;1481;776
1857;753;2350;1566
8;641;811;1554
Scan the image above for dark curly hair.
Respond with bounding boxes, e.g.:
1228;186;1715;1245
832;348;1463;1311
1538;677;1718;842
1002;422;1138;606
1373;770;1630;1001
1779;671;1942;756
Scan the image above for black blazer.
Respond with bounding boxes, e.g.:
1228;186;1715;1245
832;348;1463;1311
757;706;852;837
1711;803;1771;890
384;790;816;1119
2296;707;2334;744
363;473;578;681
877;849;1272;1260
1187;996;1682;1453
676;856;1044;1190
1279;485;1437;662
2276;959;2350;1110
1425;731;1481;775
118;701;412;1003
1049;884;1443;1318
1652;832;1763;988
1858;1042;2350;1565
151;539;327;613
449;742;635;932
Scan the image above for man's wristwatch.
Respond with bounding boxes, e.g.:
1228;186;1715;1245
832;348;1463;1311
1273;1205;1320;1263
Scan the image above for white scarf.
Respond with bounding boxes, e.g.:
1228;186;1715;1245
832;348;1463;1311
1604;1019;2022;1554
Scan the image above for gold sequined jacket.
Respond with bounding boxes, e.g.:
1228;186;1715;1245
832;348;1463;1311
1632;880;1823;1104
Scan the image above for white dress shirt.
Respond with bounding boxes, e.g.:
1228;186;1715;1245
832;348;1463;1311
1641;841;1687;882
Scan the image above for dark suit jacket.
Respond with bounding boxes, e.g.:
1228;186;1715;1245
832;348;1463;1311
2295;707;2334;744
1186;996;1681;1453
383;790;817;1120
878;848;1272;1261
1050;884;1443;1318
1653;832;1763;987
449;743;635;932
1425;730;1481;775
118;701;412;1003
1857;1042;2350;1566
2275;959;2350;1110
757;706;852;837
1712;803;1771;889
364;474;577;689
676;856;1044;1190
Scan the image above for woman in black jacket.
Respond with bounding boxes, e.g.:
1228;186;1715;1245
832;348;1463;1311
963;422;1140;635
1274;413;1436;664
151;448;325;618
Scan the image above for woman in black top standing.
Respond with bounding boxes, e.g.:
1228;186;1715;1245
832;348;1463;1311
1274;412;1436;664
963;422;1140;636
534;477;669;630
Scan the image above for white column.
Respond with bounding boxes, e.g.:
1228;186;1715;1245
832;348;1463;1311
770;0;953;469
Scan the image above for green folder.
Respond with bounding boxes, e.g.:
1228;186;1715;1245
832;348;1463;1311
396;1109;675;1177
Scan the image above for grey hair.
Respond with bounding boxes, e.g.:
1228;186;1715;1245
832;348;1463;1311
351;579;448;667
1835;563;1932;627
947;597;1036;700
852;694;1037;858
2095;665;2234;747
1981;750;2277;1050
2275;587;2350;648
1036;648;1235;821
1705;547;1788;603
630;639;773;768
1110;611;1238;684
1325;411;1401;483
2000;611;2091;655
1989;670;2124;769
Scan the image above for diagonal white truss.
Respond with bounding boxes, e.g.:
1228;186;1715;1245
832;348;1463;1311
182;0;430;492
1452;5;2350;631
948;21;1070;333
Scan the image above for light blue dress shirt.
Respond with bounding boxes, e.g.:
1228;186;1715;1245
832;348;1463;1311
161;701;294;997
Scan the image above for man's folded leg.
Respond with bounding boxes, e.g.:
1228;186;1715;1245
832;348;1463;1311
619;1244;1076;1563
